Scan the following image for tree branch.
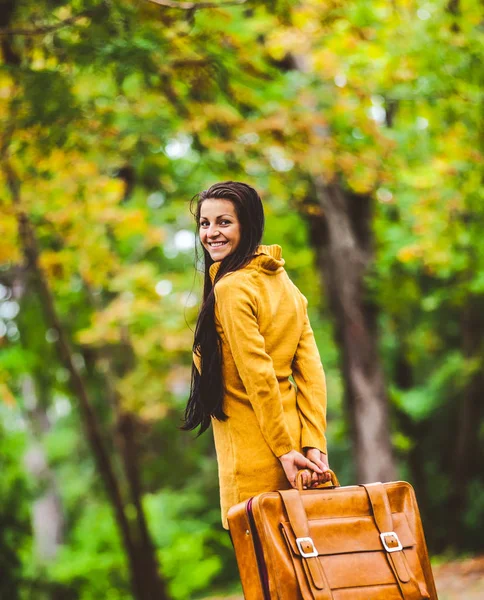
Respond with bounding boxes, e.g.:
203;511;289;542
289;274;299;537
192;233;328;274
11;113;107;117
146;0;247;10
0;0;247;37
0;10;95;37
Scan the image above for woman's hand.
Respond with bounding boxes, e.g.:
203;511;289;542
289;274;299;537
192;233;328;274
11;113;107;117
304;448;331;487
279;450;323;489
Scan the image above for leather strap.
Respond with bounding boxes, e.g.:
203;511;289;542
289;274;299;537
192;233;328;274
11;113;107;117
279;489;334;599
362;483;425;600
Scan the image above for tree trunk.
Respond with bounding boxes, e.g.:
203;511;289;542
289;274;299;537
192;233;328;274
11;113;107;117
85;261;166;599
118;412;166;598
98;348;166;599
285;51;396;483
449;295;484;546
393;349;429;519
306;179;396;482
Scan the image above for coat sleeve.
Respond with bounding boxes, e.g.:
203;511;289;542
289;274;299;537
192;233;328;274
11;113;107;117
214;277;295;458
292;297;328;454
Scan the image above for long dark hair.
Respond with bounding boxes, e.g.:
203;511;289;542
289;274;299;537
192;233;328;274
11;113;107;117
182;181;265;434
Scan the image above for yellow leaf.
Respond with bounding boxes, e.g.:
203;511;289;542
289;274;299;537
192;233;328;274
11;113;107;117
313;49;340;78
0;383;16;405
398;245;421;264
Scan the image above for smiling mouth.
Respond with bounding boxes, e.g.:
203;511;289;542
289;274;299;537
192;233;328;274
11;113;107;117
208;241;228;248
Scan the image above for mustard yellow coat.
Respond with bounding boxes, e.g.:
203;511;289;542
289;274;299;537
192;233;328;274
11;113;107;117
204;244;327;529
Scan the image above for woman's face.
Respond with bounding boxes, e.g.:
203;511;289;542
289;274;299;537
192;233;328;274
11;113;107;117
199;198;241;262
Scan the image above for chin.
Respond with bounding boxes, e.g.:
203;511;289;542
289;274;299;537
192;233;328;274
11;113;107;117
205;244;232;261
210;251;229;262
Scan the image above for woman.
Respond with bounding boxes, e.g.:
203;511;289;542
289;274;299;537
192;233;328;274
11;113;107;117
183;181;330;529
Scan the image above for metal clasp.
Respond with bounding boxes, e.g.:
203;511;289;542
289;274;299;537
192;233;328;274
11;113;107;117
296;536;318;558
380;531;403;553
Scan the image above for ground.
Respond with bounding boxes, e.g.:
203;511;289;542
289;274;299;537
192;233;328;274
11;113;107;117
202;555;484;599
432;555;484;600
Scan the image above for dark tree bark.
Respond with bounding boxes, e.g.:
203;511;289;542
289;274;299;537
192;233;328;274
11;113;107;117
94;337;166;600
305;178;396;483
456;299;484;479
392;345;429;517
448;295;484;545
454;298;484;484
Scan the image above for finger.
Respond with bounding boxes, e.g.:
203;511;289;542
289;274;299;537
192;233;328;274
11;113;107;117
312;468;330;485
289;472;297;489
300;470;310;489
301;471;312;488
312;457;330;475
304;458;323;473
312;458;326;471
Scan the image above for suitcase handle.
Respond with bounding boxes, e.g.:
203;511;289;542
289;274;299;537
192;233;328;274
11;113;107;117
296;468;341;491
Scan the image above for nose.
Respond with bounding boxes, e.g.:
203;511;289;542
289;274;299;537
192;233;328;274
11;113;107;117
207;224;220;238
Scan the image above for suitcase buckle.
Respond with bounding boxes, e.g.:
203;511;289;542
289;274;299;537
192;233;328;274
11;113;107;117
296;536;318;558
380;531;403;553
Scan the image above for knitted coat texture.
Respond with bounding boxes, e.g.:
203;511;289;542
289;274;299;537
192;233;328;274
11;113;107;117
205;244;327;529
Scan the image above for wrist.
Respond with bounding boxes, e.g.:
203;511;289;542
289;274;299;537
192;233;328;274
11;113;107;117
278;449;294;461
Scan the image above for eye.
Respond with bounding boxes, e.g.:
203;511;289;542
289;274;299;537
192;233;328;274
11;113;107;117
219;219;231;225
200;220;209;228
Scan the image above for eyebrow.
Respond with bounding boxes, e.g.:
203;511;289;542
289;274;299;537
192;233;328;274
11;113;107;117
199;214;234;219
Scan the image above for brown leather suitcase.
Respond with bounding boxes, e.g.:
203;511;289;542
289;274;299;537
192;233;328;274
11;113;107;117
227;471;438;599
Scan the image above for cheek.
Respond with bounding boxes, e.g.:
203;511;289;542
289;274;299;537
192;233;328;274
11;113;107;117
234;227;242;246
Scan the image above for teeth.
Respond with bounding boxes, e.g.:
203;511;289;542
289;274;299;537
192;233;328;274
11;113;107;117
209;242;227;247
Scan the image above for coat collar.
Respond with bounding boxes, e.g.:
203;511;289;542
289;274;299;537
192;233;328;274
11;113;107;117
209;244;284;283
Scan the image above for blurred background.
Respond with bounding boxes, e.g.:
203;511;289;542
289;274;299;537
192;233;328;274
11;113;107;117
0;0;483;599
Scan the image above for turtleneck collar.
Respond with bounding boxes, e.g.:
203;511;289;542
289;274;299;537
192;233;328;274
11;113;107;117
209;244;285;283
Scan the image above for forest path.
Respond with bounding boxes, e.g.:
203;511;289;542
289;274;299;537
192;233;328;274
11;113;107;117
203;555;484;600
